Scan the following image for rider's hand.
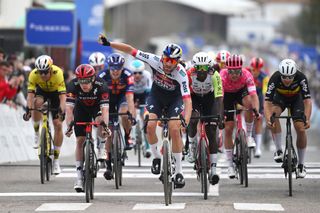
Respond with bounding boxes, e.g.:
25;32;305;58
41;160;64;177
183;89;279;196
218;121;225;130
100;121;112;138
98;34;111;46
23;107;31;121
304;120;310;129
58;107;65;122
65;121;74;137
266;119;274;129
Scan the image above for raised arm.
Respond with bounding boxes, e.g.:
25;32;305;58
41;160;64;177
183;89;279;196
98;34;135;55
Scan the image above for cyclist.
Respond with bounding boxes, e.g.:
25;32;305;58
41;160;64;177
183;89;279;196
215;50;230;72
98;53;136;180
264;59;311;178
247;57;269;158
89;51;106;75
129;59;152;158
220;54;260;178
64;64;110;192
23;55;66;175
98;34;192;188
187;52;224;185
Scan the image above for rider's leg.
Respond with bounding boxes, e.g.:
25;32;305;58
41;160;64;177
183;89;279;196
206;122;219;184
294;120;307;178
119;104;133;150
242;95;255;147
187;110;199;163
270;105;283;162
74;136;85;191
52;118;63;174
32;96;44;148
254;118;263;157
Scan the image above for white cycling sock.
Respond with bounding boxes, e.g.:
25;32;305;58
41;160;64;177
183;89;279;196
75;161;83;180
246;122;254;137
210;154;218;167
173;152;182;174
273;133;282;151
255;133;262;151
225;149;233;167
150;143;161;159
298;148;306;165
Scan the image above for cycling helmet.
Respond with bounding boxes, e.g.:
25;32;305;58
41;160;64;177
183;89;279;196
35;55;53;71
250;57;264;69
279;59;297;76
107;53;125;70
89;52;106;66
75;64;95;79
192;52;212;67
130;60;145;72
226;54;243;69
163;43;182;59
216;50;230;63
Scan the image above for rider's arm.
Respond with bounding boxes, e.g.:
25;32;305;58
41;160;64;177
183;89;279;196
65;81;76;126
125;72;136;118
299;73;312;124
212;72;224;117
106;40;135;55
99;80;110;125
26;70;37;109
264;72;277;121
56;67;67;112
177;66;192;124
246;71;259;112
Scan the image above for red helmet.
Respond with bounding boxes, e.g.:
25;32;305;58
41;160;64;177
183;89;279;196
75;64;95;79
216;50;230;63
250;57;264;69
226;54;243;69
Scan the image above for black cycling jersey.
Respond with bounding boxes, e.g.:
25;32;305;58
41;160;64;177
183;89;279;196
265;71;311;102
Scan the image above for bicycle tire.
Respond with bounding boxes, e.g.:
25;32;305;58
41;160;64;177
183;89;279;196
84;139;91;203
163;140;171;206
200;139;208;200
46;137;52;181
235;137;243;184
136;122;142;167
119;132;123;186
240;130;248;187
40;127;47;184
90;142;95;200
287;135;293;196
113;130;120;189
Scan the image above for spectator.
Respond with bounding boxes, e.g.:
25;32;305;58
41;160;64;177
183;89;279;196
0;47;6;61
0;61;19;103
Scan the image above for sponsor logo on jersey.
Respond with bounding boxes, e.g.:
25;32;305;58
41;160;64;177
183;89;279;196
139;52;149;59
128;76;134;85
182;81;188;93
179;70;186;77
153;56;160;62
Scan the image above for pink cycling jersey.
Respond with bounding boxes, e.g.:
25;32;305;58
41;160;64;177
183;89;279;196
220;68;257;95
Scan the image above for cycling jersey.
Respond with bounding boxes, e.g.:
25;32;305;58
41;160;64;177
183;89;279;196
187;67;223;98
66;77;109;108
134;70;152;94
265;71;311;102
28;65;66;93
131;49;190;99
220;68;257;95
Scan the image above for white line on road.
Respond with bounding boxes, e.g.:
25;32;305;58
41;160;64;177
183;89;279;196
234;203;284;211
35;203;91;211
133;203;185;210
0;192;218;197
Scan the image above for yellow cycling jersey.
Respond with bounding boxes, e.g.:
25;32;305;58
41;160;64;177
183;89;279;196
28;65;66;93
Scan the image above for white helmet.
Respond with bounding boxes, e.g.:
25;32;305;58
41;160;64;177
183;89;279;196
35;55;53;71
89;52;106;66
130;60;145;72
279;59;297;76
192;52;212;66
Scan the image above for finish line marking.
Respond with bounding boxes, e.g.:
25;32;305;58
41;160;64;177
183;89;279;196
35;203;91;211
234;203;284;211
133;203;185;210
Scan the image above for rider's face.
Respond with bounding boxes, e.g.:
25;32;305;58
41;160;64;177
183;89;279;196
79;82;92;92
39;68;51;81
162;56;178;73
228;69;242;81
281;75;295;86
133;71;143;81
110;69;122;79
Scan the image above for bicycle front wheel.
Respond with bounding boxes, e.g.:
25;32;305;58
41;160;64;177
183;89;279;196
84;139;92;203
240;130;248;187
39;127;47;184
113;130;120;189
163;140;172;206
200;139;208;200
136;122;142;167
287;135;293;196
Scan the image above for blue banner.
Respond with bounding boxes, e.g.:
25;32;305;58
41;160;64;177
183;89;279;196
82;40;113;64
25;9;74;47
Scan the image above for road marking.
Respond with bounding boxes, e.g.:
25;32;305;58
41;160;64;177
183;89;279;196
0;192;218;197
35;203;91;211
133;203;185;210
234;203;284;211
208;184;219;196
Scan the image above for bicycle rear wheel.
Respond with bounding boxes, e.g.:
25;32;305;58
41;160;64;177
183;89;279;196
84;139;92;203
39;128;47;184
235;137;243;184
287;135;293;196
46;138;52;181
200;139;208;200
136;122;142;167
113;130;120;189
240;130;248;187
163;140;172;206
119;132;124;186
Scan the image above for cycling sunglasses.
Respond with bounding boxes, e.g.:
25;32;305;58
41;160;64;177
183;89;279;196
281;75;295;80
134;72;142;75
194;64;210;72
39;69;50;75
162;56;179;65
228;69;242;75
78;77;93;84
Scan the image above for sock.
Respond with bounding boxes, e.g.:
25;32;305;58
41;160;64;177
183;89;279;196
150;143;161;158
53;146;61;159
298;148;306;165
106;152;112;170
33;121;40;133
75;161;83;180
273;133;282;151
246;122;254;137
173;152;182;174
225;149;233;167
255;133;262;151
210;154;218;174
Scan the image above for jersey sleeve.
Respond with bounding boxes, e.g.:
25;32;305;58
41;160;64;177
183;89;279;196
176;66;190;99
265;72;277;102
131;49;161;70
56;68;66;93
99;80;110;107
145;70;152;91
299;74;311;99
124;70;134;94
245;71;257;95
262;76;269;95
212;71;223;98
66;80;77;106
27;69;37;93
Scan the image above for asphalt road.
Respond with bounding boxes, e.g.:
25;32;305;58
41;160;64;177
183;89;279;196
0;128;320;213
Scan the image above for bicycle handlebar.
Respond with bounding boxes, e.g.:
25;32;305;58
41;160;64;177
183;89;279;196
270;112;306;125
143;114;187;132
225;108;260;118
